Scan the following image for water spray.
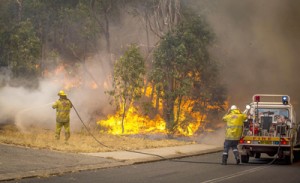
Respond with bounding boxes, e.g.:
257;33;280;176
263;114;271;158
15;102;53;131
17;103;53;114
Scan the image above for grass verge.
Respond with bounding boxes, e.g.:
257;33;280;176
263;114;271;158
0;125;192;153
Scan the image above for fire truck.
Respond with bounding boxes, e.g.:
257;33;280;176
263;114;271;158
239;94;300;164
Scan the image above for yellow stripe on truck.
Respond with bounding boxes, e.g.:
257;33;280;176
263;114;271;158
243;136;290;141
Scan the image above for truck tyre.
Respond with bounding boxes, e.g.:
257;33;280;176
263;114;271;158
293;151;300;161
241;155;249;163
285;155;293;165
255;153;261;159
285;149;294;165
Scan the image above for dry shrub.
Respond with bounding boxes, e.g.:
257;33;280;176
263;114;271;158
0;125;192;153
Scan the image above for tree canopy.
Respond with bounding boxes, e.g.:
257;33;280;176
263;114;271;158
107;44;145;133
150;16;226;133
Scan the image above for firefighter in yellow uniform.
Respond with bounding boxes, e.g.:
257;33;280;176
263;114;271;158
222;105;247;165
52;90;72;141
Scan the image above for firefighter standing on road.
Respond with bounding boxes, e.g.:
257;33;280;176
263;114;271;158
222;105;247;165
52;90;72;141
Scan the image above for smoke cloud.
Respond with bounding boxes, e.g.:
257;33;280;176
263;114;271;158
196;129;225;146
190;0;300;116
0;56;113;132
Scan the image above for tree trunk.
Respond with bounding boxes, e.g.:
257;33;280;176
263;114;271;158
121;97;127;134
104;11;110;53
175;95;183;128
149;0;181;37
16;0;23;21
155;84;160;112
163;77;175;133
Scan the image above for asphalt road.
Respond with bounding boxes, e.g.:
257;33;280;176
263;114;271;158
6;152;300;183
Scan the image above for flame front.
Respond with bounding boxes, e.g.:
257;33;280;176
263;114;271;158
97;86;225;136
98;106;166;135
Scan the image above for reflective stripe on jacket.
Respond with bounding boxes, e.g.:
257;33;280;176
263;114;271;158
52;99;72;123
223;109;247;140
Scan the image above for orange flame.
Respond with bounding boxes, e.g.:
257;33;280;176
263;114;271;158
44;64;98;90
98;105;166;135
98;86;226;136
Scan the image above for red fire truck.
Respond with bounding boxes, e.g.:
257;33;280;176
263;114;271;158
239;94;300;164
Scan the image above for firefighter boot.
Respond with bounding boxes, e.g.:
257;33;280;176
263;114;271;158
55;134;60;140
65;132;70;142
222;155;228;165
233;149;240;164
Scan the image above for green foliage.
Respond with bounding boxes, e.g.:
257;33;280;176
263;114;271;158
109;44;146;105
107;44;145;133
59;2;101;61
0;19;41;79
150;16;226;133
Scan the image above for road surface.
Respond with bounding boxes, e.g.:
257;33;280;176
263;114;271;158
7;152;300;183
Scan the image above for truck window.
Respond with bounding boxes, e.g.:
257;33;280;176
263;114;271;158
256;108;289;120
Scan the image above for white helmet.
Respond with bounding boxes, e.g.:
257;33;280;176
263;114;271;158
230;105;237;110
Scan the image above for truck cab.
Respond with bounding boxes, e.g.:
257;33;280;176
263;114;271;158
239;94;300;164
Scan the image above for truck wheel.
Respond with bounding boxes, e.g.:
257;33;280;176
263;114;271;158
285;151;294;165
255;153;261;159
241;155;249;163
285;155;293;165
293;151;300;161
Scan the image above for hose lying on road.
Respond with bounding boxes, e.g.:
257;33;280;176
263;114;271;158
70;100;168;160
71;100;289;165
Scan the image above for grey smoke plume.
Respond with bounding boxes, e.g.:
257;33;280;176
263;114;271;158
190;0;300;116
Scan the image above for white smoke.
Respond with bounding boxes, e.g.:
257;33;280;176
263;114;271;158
0;56;113;132
0;79;59;130
195;128;225;146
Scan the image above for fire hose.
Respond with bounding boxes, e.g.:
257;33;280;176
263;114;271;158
70;100;168;160
268;135;282;165
72;100;276;165
71;99;289;165
269;124;293;165
71;100;222;164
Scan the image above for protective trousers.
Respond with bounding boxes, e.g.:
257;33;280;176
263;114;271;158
222;140;240;165
55;122;70;141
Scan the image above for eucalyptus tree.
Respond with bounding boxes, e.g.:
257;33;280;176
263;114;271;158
150;15;226;134
89;0;123;55
107;44;146;133
0;1;41;87
127;0;183;113
1;20;41;87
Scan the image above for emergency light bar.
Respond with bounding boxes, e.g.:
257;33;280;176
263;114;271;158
282;96;288;105
254;96;260;102
252;94;290;105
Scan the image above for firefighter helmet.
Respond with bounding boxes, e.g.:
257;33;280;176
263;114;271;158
230;105;237;110
58;90;67;96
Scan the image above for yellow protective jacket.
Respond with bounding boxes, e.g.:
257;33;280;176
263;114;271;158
52;98;72;123
223;109;247;140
